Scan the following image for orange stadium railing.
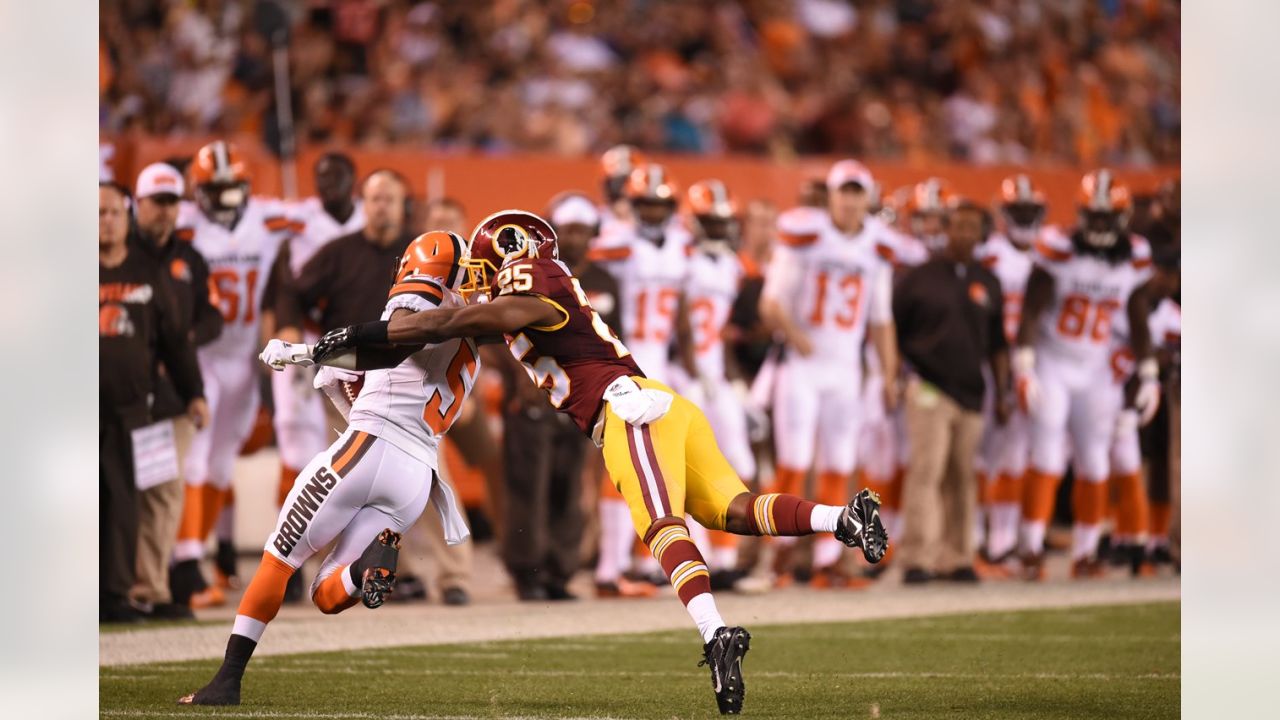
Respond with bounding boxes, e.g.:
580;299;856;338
101;134;1179;227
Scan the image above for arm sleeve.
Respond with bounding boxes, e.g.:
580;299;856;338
867;262;893;325
187;250;224;346
153;266;203;402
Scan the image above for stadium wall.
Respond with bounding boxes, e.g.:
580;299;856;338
101;134;1179;226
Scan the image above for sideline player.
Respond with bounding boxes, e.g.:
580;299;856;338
1105;249;1180;574
312;211;888;715
683;179;757;582
973;175;1045;565
761;160;900;587
172;141;295;607
179;231;477;706
1013;170;1158;579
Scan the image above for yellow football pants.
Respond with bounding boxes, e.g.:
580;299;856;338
601;377;748;540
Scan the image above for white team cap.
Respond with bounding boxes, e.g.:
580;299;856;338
136;162;185;199
826;159;873;192
550;194;600;228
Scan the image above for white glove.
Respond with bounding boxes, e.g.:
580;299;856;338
1012;346;1040;415
1133;358;1161;426
260;339;314;371
603;376;673;426
313;366;363;421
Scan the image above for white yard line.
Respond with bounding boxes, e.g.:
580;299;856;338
100;577;1178;667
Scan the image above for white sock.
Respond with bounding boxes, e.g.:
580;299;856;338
340;567;359;597
1021;520;1046;556
813;536;843;568
1071;523;1103;561
231;614;267;643
687;517;713;559
686;593;725;644
595;499;631;583
809;504;843;533
712;546;738;571
988;503;1021;558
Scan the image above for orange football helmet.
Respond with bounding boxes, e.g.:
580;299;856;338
190;140;250;227
625;163;679;202
396;230;469;292
601;145;646;202
1078;169;1131;213
461;210;558;297
905;177;956;217
687;179;737;219
1077;169;1131;248
998;174;1047;246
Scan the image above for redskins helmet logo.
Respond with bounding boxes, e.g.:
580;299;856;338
492;223;536;261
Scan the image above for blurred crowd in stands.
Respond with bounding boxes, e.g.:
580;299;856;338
99;0;1180;166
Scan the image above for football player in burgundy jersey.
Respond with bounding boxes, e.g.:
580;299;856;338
312;210;889;716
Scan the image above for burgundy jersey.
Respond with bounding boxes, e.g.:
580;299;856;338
491;257;643;433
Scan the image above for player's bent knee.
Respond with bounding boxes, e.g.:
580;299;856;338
721;492;755;535
642;515;688;545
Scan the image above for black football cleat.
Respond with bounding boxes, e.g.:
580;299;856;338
700;626;751;715
358;529;401;609
835;489;889;564
177;677;240;706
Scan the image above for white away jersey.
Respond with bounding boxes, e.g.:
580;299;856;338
1033;231;1153;369
686;243;743;381
977;232;1038;343
177;197;293;357
764;206;893;366
347;276;481;468
284;197;366;274
589;217;693;381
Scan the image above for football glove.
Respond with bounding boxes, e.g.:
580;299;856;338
260;339;314;371
313;366;363;421
603;376;673;426
1133;358;1161;426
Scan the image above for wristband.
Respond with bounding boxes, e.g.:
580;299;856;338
353;320;390;346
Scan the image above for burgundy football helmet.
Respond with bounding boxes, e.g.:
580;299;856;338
462;209;558;297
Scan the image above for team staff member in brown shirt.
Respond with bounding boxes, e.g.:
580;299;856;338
892;199;1010;585
100;182;208;623
276;170;414;334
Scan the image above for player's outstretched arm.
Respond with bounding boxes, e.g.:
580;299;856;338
312;294;559;364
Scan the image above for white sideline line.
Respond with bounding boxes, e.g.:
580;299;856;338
103;711;639;720
103;667;1179;681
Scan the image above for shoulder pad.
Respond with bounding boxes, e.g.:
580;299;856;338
388;274;444;305
1034;227;1073;263
776;207;825;247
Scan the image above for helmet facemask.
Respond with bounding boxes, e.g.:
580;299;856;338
1002;202;1045;248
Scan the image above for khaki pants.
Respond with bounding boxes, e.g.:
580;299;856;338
324;400;472;592
131;416;194;605
898;380;985;573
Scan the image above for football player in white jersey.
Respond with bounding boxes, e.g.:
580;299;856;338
1105;250;1180;575
683;179;757;581
589;163;700;589
272;154;365;510
180;231;477;706
599;144;644;230
761;159;900;587
1013;170;1159;580
972;175;1047;566
171;141;295;607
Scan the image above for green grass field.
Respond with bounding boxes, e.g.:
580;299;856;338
101;602;1179;719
